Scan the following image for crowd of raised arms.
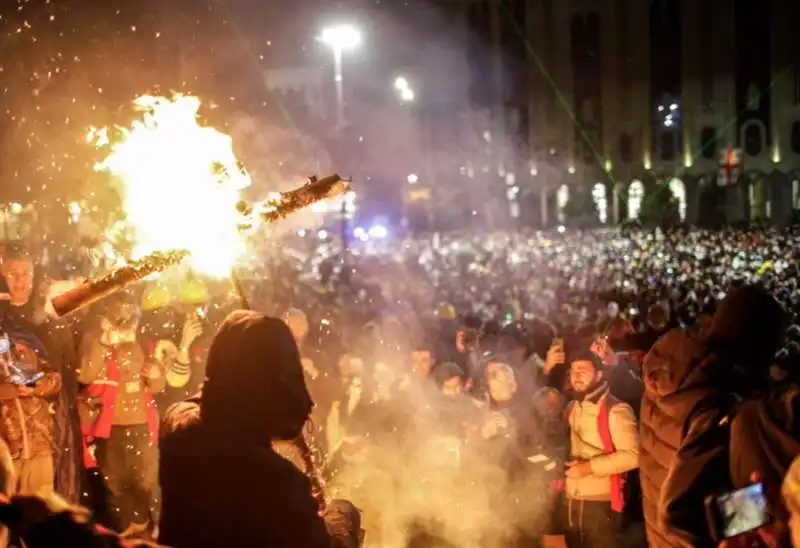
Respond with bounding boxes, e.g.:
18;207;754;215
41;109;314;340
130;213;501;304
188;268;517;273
1;224;800;547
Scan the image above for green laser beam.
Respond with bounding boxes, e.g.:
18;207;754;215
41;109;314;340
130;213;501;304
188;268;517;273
498;0;613;187
498;0;793;224
212;0;321;174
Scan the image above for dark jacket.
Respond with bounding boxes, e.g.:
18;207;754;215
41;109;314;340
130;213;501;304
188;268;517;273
158;310;360;548
640;286;787;548
639;328;726;548
729;384;800;523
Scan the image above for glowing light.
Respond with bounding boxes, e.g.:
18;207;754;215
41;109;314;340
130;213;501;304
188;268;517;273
368;225;388;239
68;201;81;223
557;225;566;233
407;173;418;184
394;76;415;102
9;203;22;215
90;94;250;276
318;229;328;240
568;166;576;175
297;229;307;237
310;201;330;213
318;25;362;52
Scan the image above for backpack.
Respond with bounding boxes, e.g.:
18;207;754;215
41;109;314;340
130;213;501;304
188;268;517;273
596;395;643;523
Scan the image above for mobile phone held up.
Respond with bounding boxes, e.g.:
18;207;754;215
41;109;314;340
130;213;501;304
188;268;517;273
705;483;770;541
0;333;43;386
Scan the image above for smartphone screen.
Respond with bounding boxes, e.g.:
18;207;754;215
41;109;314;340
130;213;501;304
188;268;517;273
716;483;769;539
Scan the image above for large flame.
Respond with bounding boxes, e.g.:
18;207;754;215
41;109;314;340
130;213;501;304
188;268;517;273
90;95;250;276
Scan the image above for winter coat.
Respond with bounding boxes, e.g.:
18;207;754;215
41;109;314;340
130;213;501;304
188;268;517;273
729;383;800;526
639;328;724;548
640;287;787;548
0;372;61;460
158;310;361;548
565;382;639;501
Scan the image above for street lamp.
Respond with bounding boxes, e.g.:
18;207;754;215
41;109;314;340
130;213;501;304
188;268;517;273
319;25;362;127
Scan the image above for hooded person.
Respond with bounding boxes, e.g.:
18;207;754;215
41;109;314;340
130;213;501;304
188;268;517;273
640;285;788;548
158;310;361;548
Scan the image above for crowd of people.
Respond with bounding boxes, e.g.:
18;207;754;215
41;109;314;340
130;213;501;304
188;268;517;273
0;224;800;547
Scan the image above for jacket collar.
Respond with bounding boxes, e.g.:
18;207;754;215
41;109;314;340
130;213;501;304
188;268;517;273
583;380;609;404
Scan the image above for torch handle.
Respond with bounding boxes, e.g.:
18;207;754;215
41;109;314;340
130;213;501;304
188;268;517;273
50;268;140;317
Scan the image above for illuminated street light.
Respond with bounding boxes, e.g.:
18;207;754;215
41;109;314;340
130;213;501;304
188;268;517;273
318;25;362;127
319;25;362;52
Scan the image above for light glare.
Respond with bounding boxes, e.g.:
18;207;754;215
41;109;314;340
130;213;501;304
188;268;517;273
319;25;362;52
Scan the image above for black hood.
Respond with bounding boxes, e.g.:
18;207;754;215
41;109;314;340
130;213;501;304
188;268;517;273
200;310;312;442
706;285;788;367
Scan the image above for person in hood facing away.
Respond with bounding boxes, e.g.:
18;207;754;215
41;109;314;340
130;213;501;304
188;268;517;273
158;310;361;548
640;285;788;548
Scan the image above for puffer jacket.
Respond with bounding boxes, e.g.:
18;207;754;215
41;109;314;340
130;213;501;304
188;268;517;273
0;372;61;460
639;328;733;548
641;286;787;548
566;382;639;500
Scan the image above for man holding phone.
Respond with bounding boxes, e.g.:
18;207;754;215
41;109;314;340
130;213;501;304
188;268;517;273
0;330;62;496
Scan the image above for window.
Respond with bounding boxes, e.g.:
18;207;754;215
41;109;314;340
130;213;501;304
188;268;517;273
668;178;687;221
660;132;676;161
749;179;769;220
791;121;800;154
628;180;644;219
619;133;634;163
700;127;717;159
699;0;714;110
557;184;569;223
743;123;764;156
592;183;608;223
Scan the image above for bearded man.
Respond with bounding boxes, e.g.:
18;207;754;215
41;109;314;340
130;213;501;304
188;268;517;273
563;351;640;548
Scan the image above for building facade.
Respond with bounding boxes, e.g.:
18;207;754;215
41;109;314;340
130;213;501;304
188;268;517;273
467;0;800;227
